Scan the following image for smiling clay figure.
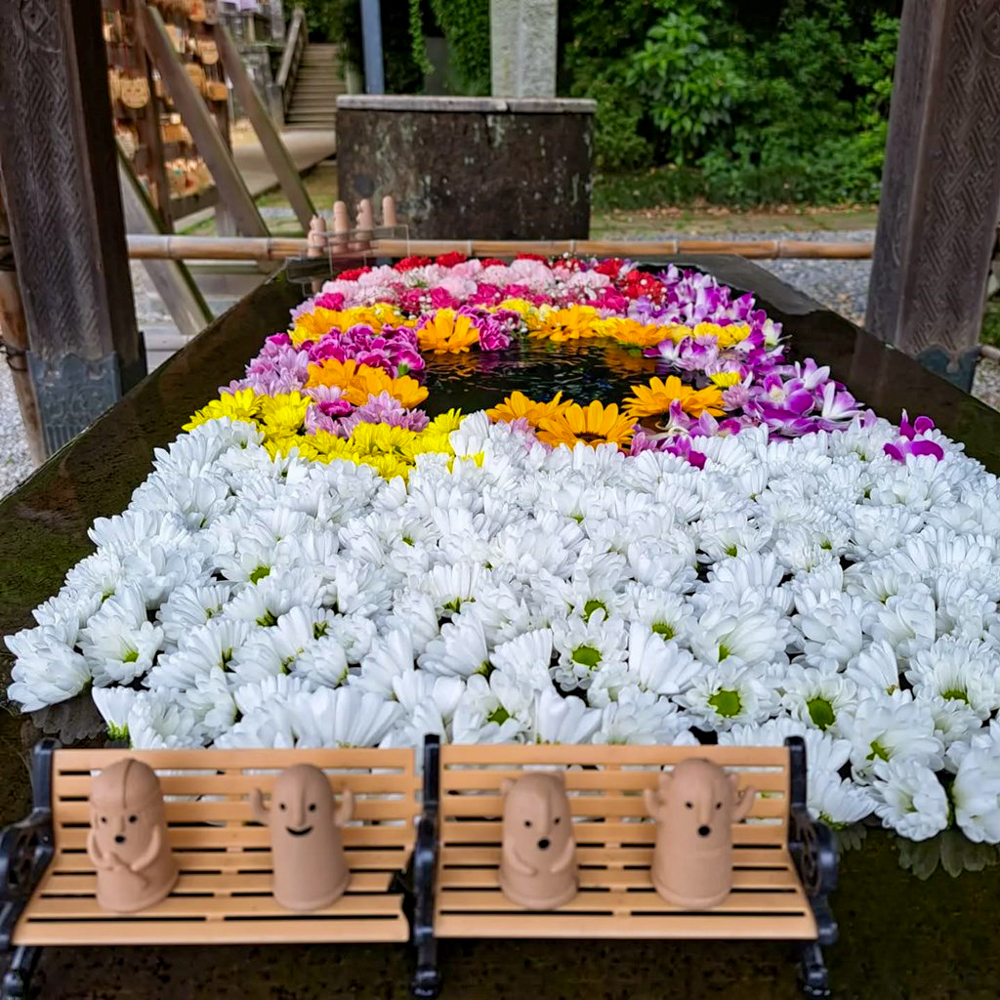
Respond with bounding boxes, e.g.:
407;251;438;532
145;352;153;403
87;758;178;913
644;758;755;909
498;771;578;910
252;764;354;911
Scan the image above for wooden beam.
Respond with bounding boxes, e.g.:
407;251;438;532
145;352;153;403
140;2;269;239
216;23;316;230
124;234;875;262
867;0;1000;390
118;149;213;341
0;0;146;456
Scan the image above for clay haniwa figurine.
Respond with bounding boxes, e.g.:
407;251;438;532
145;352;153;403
644;758;755;909
498;771;578;910
87;758;178;913
252;764;354;911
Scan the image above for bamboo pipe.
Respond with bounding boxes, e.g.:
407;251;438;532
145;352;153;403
125;234;875;262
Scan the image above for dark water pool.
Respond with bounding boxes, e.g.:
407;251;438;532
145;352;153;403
1;258;999;998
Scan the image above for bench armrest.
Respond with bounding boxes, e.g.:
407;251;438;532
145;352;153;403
789;804;838;946
0;809;55;952
413;734;441;951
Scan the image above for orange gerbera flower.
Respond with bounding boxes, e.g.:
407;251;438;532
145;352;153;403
529;305;601;342
486;390;571;426
536;401;635;449
306;358;428;409
417;309;481;353
623;375;725;420
598;318;687;348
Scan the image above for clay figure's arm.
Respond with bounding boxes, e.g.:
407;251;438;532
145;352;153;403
502;840;536;876
643;787;662;819
87;829;124;871
335;788;354;827
551;835;576;874
250;788;269;825
127;824;162;881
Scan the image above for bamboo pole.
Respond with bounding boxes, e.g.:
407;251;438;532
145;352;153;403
0;182;45;466
125;235;875;262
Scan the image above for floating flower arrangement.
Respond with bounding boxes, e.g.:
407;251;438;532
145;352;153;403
6;255;998;848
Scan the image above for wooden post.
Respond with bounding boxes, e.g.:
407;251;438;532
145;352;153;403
866;0;1000;390
216;23;316;231
140;2;269;239
0;184;45;467
0;0;146;457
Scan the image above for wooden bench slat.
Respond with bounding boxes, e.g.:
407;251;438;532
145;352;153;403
438;769;789;793
14;915;409;946
438;820;786;848
53;772;420;797
55;798;416;824
36;870;393;896
438;845;793;869
436;888;809;916
52;847;412;873
53;748;414;771
434;912;817;941
438;793;788;821
438;867;798;892
56;824;414;850
26;891;404;920
440;746;791;767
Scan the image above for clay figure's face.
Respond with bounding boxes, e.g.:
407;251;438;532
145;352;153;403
653;759;746;854
502;773;573;868
269;765;335;843
90;760;163;866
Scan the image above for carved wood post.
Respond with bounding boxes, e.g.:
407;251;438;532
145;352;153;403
0;0;147;457
866;0;1000;390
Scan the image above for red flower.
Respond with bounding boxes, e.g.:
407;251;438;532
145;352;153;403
338;266;372;281
595;258;626;278
481;257;507;268
435;252;467;267
621;269;665;301
515;253;549;262
394;255;432;272
557;256;585;271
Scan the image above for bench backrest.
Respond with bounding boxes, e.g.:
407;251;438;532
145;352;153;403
49;747;420;858
436;744;792;850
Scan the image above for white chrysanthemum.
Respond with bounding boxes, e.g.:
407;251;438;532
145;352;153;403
92;686;138;741
354;628;418;696
387;673;467;744
233;674;317;716
676;664;777;731
872;588;937;663
156;583;233;647
780;664;858;736
78;583;163;686
146;619;253;689
215;687;402;748
625;585;695;644
952;734;1000;843
177;668;237;740
905;636;1000;718
594;689;684;745
222;567;325;625
918;693;984;756
842;692;944;780
490;628;554;676
128;695;203;749
870;758;949;841
626;623;700;696
550;611;628;690
528;685;602;744
844;639;900;695
688;602;788;667
6;628;92;711
418;613;490;678
792;592;869;665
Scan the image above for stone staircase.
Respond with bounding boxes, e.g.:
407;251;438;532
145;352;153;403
285;43;345;130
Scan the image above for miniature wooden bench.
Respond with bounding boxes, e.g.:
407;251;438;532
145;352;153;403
412;736;837;999
0;740;419;999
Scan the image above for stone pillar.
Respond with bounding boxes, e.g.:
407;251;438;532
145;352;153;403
866;0;1000;391
490;0;557;98
0;0;146;457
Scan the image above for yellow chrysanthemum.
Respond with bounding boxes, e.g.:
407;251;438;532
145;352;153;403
417;309;481;353
306;358;428;409
183;389;262;430
708;371;742;387
693;322;752;348
623;376;725;419
497;298;539;326
598;318;685;348
289;307;344;345
530;305;601;342
536;400;635;449
257;392;311;437
486;390;571;427
427;409;464;435
263;435;305;460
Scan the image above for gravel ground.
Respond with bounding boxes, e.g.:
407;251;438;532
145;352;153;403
1;235;997;499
